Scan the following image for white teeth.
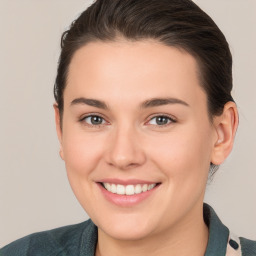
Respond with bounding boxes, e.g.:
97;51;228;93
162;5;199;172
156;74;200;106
111;184;117;193
104;183;111;191
103;183;157;195
135;184;142;194
142;184;148;192
148;184;156;190
106;183;111;191
116;185;125;195
126;185;135;195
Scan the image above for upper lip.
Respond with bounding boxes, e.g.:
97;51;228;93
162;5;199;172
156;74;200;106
96;178;160;185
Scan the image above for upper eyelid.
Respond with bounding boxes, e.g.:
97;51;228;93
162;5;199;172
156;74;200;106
79;113;107;121
145;117;176;128
147;113;177;122
79;114;108;128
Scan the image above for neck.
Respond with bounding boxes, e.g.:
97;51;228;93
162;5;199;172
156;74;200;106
95;203;209;256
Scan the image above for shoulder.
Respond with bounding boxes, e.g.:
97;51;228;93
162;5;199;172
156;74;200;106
203;203;256;256
239;237;256;256
0;219;97;256
226;232;256;256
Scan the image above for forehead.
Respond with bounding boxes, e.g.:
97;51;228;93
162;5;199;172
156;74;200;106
65;40;206;109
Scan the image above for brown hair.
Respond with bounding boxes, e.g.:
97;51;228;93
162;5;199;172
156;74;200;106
54;0;234;121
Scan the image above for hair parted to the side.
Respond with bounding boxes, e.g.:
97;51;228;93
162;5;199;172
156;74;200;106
53;0;235;174
54;0;234;119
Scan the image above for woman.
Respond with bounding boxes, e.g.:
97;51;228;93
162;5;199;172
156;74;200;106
1;0;255;255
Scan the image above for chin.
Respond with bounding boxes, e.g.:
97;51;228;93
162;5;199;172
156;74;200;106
101;224;153;241
95;212;160;241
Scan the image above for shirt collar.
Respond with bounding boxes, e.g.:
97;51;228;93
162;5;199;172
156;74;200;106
203;203;229;256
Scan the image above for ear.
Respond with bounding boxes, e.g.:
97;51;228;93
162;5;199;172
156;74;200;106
211;101;239;165
53;104;64;160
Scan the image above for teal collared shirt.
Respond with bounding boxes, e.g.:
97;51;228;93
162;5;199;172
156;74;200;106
1;203;256;256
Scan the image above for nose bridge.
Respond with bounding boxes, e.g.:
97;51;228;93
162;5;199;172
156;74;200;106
106;122;146;170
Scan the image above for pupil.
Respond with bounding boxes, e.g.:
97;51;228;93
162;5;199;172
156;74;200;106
156;116;168;125
91;116;102;124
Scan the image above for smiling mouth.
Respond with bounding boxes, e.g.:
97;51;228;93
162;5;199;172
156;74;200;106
100;182;160;196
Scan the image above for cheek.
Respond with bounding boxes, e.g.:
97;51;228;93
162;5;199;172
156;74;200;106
61;129;106;214
62;126;105;179
146;126;213;223
148;124;213;185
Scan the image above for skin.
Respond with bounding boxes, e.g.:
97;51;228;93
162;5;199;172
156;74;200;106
54;39;238;256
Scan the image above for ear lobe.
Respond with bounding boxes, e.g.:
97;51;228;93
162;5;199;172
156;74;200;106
211;101;239;165
53;104;64;160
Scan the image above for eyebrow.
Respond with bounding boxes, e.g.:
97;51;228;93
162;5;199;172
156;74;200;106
140;97;189;108
71;98;109;109
70;97;189;109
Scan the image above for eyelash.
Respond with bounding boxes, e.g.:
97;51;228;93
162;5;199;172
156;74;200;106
79;113;177;128
146;114;177;127
79;113;108;128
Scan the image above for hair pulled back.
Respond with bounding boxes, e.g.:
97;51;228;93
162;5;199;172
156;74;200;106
54;0;234;120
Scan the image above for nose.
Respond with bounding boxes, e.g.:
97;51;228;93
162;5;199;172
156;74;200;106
105;126;146;170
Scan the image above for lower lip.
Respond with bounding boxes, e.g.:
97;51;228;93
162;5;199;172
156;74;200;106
97;183;159;207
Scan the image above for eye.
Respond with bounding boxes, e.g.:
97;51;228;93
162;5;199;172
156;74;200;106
81;115;107;126
147;115;175;126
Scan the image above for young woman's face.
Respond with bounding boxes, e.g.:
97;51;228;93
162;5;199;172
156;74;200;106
57;40;218;240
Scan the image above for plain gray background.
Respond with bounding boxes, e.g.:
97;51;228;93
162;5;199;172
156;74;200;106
0;0;255;247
